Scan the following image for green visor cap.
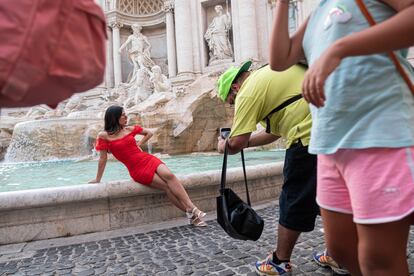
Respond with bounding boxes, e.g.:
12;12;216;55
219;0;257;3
217;61;252;102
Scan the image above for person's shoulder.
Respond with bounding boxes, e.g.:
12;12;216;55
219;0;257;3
97;131;109;139
129;125;144;135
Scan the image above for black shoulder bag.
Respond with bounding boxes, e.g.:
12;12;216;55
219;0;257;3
216;141;264;241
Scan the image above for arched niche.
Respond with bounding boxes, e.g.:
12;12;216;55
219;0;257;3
110;0;168;82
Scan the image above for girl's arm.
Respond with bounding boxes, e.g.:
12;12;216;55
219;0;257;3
269;0;308;71
89;150;108;183
333;0;414;58
302;0;414;107
137;127;153;148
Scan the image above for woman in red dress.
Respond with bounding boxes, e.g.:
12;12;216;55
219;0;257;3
89;105;207;226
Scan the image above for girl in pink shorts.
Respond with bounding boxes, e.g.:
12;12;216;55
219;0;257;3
317;148;414;224
269;0;414;274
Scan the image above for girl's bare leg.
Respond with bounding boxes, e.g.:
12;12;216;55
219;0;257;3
155;164;195;212
321;208;362;276
150;172;187;212
357;216;411;276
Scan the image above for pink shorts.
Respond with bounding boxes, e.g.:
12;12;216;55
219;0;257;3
317;147;414;224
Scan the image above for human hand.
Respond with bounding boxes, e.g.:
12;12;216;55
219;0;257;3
88;179;100;184
302;46;342;108
217;136;226;154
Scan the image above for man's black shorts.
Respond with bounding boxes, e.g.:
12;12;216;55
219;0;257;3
278;142;319;232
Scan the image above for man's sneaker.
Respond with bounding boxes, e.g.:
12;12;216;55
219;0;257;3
313;249;349;275
255;254;292;275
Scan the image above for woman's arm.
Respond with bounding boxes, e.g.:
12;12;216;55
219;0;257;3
89;150;108;183
89;132;108;183
269;0;308;71
302;0;414;107
137;127;153;148
333;0;414;58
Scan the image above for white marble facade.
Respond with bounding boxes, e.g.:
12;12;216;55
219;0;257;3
99;0;413;90
97;0;313;88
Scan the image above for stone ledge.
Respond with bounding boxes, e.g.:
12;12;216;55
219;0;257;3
0;162;283;245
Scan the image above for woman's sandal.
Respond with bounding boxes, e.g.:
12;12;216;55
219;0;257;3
186;207;207;227
190;216;207;227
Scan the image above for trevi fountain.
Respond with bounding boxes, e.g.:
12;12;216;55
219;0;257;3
0;0;413;244
0;0;324;162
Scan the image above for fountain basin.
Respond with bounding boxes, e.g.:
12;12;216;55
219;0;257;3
0;150;285;192
0;163;283;245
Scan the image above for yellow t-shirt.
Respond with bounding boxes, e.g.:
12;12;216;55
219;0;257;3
230;65;311;148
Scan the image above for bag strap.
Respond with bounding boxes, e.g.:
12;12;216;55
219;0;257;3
355;0;414;95
220;140;252;206
220;140;229;193
240;149;251;206
263;94;302;133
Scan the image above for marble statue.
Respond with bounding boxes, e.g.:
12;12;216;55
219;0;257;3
204;5;233;64
119;23;155;86
123;68;153;109
150;65;171;93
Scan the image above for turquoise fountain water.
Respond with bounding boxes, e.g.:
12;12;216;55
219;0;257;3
0;150;285;192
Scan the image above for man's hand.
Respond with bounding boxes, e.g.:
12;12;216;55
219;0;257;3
217;136;226;154
217;133;250;155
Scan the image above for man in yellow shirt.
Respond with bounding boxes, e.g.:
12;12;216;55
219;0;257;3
216;61;347;275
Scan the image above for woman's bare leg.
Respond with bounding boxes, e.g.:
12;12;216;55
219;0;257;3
357;217;411;276
321;208;362;276
155;164;195;212
150;172;187;212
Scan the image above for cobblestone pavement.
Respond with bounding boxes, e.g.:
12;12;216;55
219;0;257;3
0;204;413;276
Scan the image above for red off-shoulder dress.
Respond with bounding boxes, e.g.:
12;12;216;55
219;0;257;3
95;125;163;185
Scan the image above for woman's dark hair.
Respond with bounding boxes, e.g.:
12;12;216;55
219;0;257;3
104;105;123;134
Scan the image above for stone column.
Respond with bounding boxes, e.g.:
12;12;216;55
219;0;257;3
105;26;114;88
110;22;123;87
174;0;194;77
237;0;259;61
164;0;177;77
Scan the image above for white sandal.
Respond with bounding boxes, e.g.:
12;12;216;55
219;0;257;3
186;207;207;227
190;216;207;227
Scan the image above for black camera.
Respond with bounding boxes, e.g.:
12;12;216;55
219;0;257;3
220;127;231;139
